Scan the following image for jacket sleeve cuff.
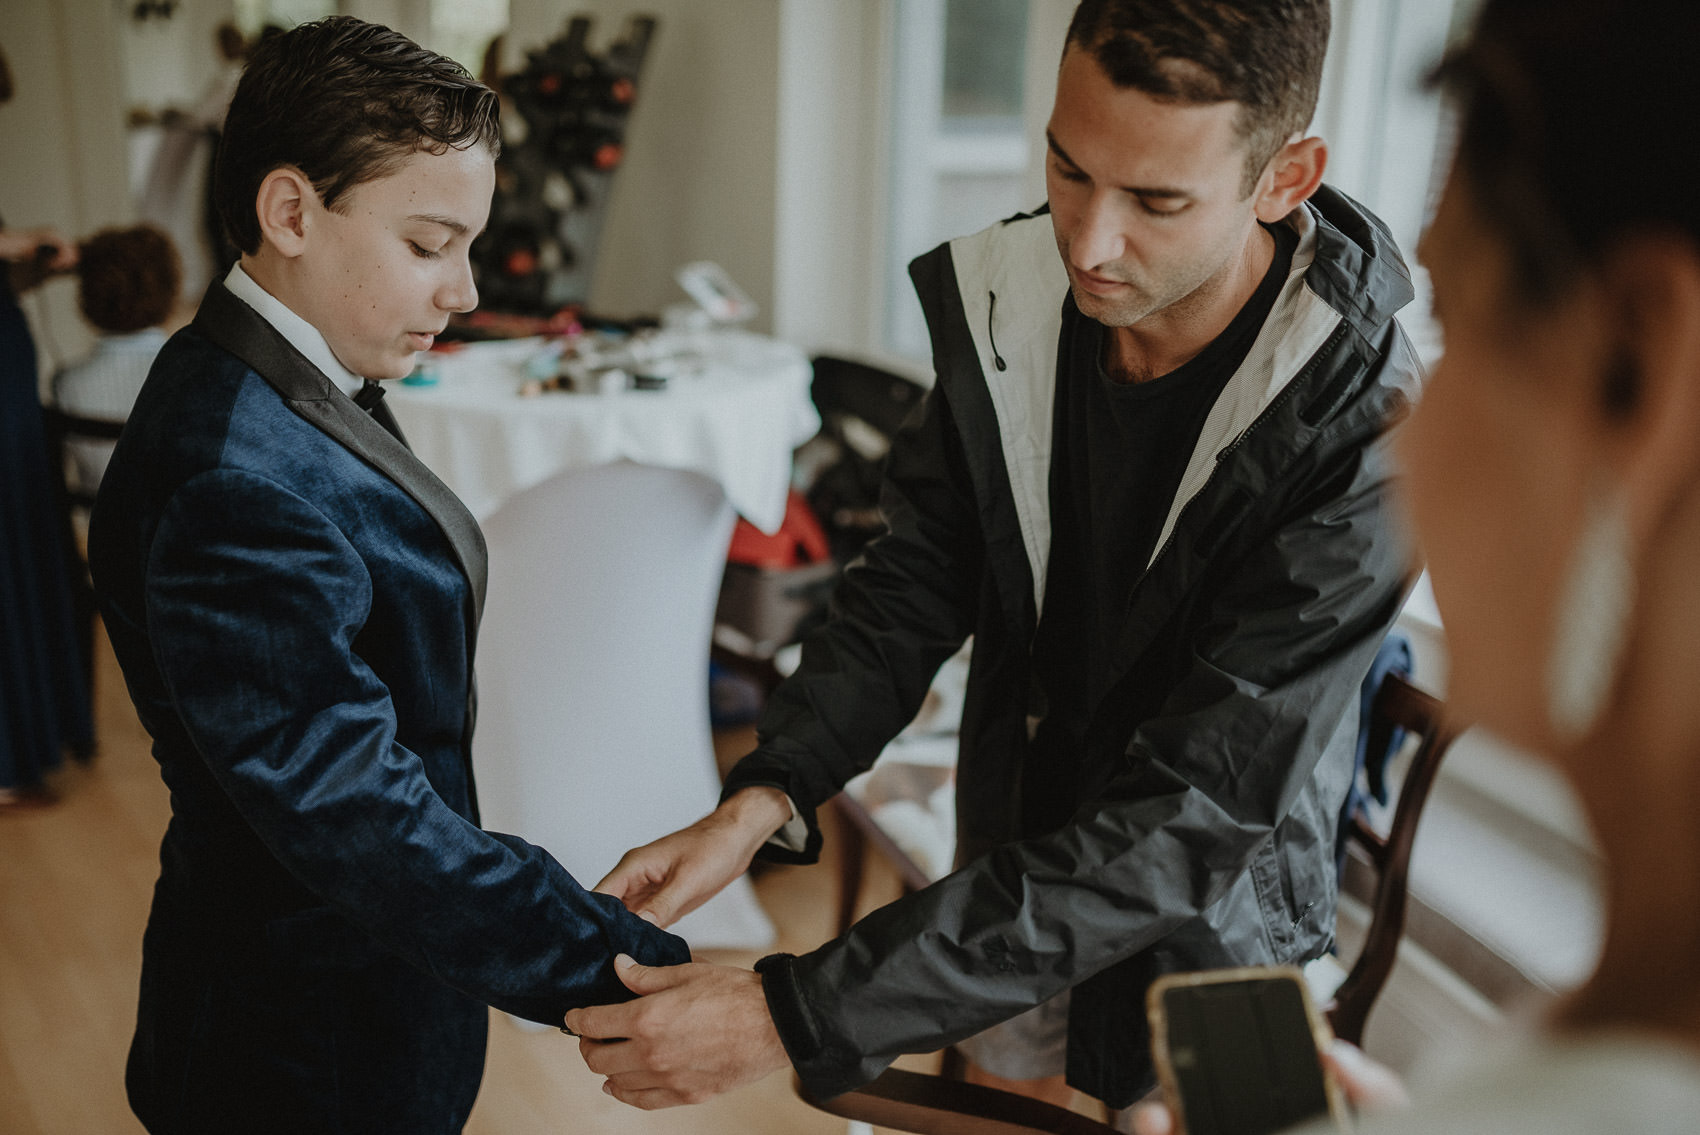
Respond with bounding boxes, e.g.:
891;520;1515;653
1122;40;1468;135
722;754;825;865
755;951;884;1100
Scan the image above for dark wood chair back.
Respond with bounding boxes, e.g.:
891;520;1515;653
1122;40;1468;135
1324;671;1457;1046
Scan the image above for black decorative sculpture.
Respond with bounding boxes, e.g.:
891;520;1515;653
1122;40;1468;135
473;14;657;316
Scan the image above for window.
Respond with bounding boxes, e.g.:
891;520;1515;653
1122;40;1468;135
885;0;1035;363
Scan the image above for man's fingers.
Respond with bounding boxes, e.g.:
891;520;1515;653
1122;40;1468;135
1128;1101;1175;1135
579;1036;646;1077
564;1000;630;1040
612;952;677;994
1323;1039;1410;1110
602;1081;689;1110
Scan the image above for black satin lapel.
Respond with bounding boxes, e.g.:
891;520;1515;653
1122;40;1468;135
192;282;488;629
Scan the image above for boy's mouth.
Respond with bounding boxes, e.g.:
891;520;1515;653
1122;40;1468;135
407;332;437;350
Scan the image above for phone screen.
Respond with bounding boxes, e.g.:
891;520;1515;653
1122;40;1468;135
1151;970;1336;1135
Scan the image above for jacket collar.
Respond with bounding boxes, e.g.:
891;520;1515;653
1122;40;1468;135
917;189;1417;720
191;280;488;629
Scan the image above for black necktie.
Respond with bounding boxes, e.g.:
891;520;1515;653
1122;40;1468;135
354;380;408;447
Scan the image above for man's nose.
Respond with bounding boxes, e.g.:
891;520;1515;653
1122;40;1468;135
1069;191;1127;270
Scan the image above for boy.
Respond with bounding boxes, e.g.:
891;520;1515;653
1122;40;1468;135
88;18;688;1134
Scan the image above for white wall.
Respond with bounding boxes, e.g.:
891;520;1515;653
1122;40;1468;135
1;0;133;384
771;0;887;357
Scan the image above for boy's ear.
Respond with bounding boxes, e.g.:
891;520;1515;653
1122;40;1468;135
254;167;315;259
1254;135;1327;223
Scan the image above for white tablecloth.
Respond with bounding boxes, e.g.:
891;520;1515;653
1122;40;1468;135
387;330;818;533
387;330;818;952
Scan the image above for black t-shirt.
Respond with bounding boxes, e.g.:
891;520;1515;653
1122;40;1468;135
1023;222;1298;834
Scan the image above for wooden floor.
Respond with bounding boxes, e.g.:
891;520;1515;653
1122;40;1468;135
0;623;907;1134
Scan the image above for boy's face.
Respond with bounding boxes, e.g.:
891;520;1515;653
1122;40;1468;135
296;144;494;379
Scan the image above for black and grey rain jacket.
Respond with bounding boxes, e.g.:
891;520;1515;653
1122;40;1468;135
724;185;1422;1108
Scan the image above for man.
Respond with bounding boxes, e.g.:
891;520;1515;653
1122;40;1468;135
88;19;686;1134
571;0;1420;1116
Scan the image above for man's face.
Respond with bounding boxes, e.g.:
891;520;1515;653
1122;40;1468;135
1045;47;1264;329
295;144;495;379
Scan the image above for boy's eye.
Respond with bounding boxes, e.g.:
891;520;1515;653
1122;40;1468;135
409;241;442;259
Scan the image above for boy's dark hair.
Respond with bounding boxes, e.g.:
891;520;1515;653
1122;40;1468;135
1065;0;1330;196
214;16;500;256
77;225;180;334
1433;0;1700;307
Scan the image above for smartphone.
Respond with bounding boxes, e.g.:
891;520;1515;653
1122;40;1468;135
1147;966;1345;1135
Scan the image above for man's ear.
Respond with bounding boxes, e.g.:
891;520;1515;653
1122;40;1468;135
254;167;315;259
1254;136;1327;223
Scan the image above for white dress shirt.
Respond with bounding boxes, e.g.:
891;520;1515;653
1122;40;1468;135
223;262;367;398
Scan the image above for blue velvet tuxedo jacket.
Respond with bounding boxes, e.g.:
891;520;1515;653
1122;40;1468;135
89;282;689;1134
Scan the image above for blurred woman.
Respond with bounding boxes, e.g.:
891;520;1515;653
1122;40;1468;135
1364;0;1700;1124
1139;0;1700;1130
1;218;94;808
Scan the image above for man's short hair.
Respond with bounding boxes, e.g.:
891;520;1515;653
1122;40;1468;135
77;225;180;334
213;16;500;256
1065;0;1331;196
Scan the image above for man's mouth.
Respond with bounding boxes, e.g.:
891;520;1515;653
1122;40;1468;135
1071;266;1131;297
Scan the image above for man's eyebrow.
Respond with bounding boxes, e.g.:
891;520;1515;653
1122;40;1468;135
1045;130;1191;200
406;213;470;235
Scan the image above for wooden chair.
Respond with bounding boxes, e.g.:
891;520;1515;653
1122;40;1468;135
42;405;125;736
801;672;1457;1134
1322;671;1456;1045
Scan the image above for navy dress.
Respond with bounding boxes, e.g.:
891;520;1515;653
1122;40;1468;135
0;259;93;790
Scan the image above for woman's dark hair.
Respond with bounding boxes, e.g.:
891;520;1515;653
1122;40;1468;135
213;16;500;256
77;224;180;334
1434;0;1700;304
1065;0;1331;196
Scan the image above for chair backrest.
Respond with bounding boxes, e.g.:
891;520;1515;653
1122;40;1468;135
795;1068;1120;1135
41;406;127;745
1325;671;1457;1046
42;406;125;511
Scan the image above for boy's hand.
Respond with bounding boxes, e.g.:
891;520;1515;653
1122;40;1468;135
566;955;789;1108
594;786;792;928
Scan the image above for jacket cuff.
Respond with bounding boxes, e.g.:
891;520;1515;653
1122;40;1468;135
756;952;861;1099
722;754;824;865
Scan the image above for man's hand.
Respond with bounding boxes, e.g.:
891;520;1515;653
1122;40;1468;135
594;786;792;928
565;954;790;1109
1127;1040;1410;1134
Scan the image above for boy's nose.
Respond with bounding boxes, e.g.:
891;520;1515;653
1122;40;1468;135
441;259;478;313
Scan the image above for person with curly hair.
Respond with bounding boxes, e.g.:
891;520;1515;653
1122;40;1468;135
52;223;182;491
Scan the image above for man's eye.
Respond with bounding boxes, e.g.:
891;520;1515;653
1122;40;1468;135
1138;199;1187;217
1049;156;1087;183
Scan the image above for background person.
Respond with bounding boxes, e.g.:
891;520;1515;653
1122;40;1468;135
52;223;180;492
1;39;94;811
1149;0;1700;1128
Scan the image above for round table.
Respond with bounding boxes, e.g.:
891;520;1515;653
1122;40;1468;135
388;330;818;950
